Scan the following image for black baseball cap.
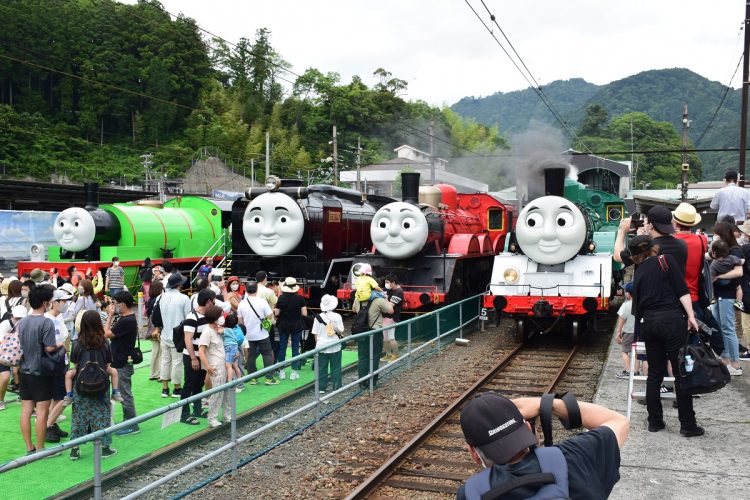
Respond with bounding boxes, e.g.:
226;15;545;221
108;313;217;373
646;206;675;234
460;393;537;464
627;234;654;255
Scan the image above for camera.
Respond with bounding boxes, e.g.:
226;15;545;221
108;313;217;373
630;212;643;231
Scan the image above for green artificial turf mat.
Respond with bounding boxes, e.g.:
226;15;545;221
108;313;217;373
0;345;358;499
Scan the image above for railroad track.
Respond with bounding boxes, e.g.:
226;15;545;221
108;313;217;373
345;341;580;499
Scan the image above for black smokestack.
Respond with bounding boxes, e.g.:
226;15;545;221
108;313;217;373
401;172;420;205
544;167;566;197
84;182;99;209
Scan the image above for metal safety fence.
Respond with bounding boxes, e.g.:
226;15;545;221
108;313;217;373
0;294;483;499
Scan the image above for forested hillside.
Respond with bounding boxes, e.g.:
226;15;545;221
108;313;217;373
452;68;742;180
0;0;507;188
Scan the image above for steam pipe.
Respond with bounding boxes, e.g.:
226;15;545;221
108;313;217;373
401;172;420;205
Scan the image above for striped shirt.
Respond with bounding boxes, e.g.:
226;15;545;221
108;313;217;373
106;266;125;289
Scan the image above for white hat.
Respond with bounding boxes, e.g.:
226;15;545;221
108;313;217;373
58;283;76;296
52;289;73;301
11;305;27;319
320;294;338;312
280;277;300;293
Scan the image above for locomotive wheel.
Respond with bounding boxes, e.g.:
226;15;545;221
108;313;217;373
515;319;526;343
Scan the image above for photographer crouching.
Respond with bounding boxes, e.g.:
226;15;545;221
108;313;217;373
457;393;629;499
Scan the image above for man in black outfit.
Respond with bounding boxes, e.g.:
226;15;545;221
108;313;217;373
180;288;215;424
614;205;688;271
106;291;139;435
456;393;629;499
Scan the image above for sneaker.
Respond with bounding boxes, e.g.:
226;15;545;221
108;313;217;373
290;370;299;380
734;300;745;312
223;417;232;424
111;390;124;402
161;389;170;398
739;351;750;360
264;378;280;386
101;446;118;459
45;427;61;443
171;388;182;398
319;390;326;394
615;370;630;379
660;385;673;393
70;447;80;461
278;370;286;380
208;419;221;428
191;410;208;419
235;386;244;393
249;379;258;385
26;447;36;456
680;425;705;437
634;371;641;376
0;401;5;411
114;427;140;436
51;423;68;438
727;365;743;376
8;384;19;394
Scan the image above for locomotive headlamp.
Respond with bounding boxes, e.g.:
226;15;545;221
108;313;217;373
587;241;596;253
502;267;520;284
265;175;282;191
509;242;518;253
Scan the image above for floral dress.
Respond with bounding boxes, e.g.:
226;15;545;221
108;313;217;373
69;341;113;446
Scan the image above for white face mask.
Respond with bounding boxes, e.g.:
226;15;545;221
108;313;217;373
217;316;225;326
58;302;69;313
21;291;28;298
230;283;240;291
78;287;84;294
385;282;392;290
112;262;119;268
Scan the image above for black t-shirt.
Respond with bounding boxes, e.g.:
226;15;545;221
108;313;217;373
385;287;404;321
275;292;306;333
714;246;743;299
632;254;690;319
110;314;137;368
456;427;620;500
620;235;688;276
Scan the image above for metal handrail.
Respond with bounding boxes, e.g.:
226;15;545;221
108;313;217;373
188;234;229;284
0;294;483;499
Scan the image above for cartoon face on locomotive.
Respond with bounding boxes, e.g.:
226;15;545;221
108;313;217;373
484;166;624;343
230;176;395;304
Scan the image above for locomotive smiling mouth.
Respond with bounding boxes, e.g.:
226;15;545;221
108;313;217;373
259;237;279;246
537;240;560;252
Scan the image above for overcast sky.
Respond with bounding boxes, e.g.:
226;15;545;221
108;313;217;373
122;0;746;106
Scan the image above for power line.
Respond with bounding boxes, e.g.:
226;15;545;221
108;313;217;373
465;0;592;154
695;52;743;147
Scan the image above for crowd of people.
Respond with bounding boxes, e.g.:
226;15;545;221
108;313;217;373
0;256;406;458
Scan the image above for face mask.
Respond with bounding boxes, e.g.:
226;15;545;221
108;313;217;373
114;305;122;315
58;302;69;313
385;283;392;290
78;287;84;294
230;283;239;291
21;291;28;298
217;316;225;326
112;262;119;268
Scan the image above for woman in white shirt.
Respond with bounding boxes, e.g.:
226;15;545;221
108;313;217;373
312;295;345;393
0;305;27;410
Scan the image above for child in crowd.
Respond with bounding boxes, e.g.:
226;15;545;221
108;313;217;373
62;358;123;405
353;263;384;302
709;239;744;310
197;305;231;428
223;312;245;391
615;282;640;379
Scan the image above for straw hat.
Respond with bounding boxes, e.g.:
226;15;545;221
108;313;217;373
739;220;750;237
0;278;12;296
280;277;300;293
671;202;701;227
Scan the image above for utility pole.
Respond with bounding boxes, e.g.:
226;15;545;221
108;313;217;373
141;153;154;190
265;132;270;178
332;125;338;186
250;158;255;184
356;137;362;192
630;121;635;189
429;121;436;184
681;104;690;201
740;0;750;187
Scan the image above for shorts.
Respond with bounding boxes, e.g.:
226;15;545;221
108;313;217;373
225;344;239;364
0;364;10;374
621;331;635;353
19;373;54;403
52;374;65;401
382;317;396;341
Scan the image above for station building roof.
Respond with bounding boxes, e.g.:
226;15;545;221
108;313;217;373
0;180;157;211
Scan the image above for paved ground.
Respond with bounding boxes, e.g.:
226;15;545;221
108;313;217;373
594;338;749;500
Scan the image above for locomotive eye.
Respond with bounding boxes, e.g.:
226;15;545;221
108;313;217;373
74;219;80;228
59;221;66;227
280;216;288;223
402;217;416;230
556;212;574;227
377;218;389;230
526;213;543;227
253;216;261;224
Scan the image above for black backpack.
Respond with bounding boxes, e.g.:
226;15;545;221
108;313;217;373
351;300;377;334
75;348;109;398
139;265;153;282
172;302;196;353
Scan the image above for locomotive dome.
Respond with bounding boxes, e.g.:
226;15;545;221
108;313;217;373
515;195;587;265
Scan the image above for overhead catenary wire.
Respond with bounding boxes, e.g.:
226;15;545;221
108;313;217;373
694;52;744;147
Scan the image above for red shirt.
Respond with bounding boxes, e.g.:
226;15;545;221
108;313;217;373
673;231;708;302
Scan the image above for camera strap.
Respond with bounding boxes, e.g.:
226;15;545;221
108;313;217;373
539;392;582;446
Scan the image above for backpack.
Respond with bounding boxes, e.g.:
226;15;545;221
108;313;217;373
463;446;569;500
0;320;22;367
75;348;109;397
172;301;195;352
351;300;378;334
139;265;153;282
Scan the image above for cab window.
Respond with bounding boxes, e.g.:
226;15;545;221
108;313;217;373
488;208;504;230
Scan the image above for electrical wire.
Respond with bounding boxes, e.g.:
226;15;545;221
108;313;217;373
694;52;743;147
